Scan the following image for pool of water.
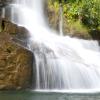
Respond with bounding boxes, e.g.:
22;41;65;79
0;91;100;100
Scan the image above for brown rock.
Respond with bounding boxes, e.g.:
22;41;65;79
0;18;30;39
0;19;33;90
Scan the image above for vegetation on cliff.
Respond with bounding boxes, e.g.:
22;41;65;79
47;0;100;39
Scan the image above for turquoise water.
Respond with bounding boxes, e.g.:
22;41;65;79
0;91;100;100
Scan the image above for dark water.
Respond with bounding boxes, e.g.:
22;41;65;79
0;91;100;100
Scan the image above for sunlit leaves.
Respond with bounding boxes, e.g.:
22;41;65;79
48;0;100;29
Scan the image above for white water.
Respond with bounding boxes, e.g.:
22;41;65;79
59;4;63;36
10;0;100;90
1;7;5;18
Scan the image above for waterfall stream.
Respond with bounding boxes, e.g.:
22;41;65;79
8;0;100;90
59;4;63;36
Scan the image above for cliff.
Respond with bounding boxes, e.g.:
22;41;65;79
0;18;33;90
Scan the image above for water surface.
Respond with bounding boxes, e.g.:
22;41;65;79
0;91;100;100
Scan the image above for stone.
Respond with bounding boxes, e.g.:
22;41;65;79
0;18;34;90
0;18;30;46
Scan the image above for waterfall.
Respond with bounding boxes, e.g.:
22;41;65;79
1;7;5;18
59;4;63;36
9;0;100;90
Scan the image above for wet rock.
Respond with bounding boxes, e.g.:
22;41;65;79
0;0;12;4
0;18;30;45
0;33;33;90
89;29;100;40
0;18;33;90
1;19;30;37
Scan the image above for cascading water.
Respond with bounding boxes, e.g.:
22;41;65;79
8;0;100;90
59;4;63;36
1;7;5;18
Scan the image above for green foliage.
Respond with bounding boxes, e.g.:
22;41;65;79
81;0;100;29
48;0;100;30
48;0;60;13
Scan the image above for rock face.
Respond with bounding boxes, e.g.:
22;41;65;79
0;18;33;90
0;18;30;38
0;0;12;5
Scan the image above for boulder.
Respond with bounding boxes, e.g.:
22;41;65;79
1;18;30;38
0;0;12;5
0;18;34;90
